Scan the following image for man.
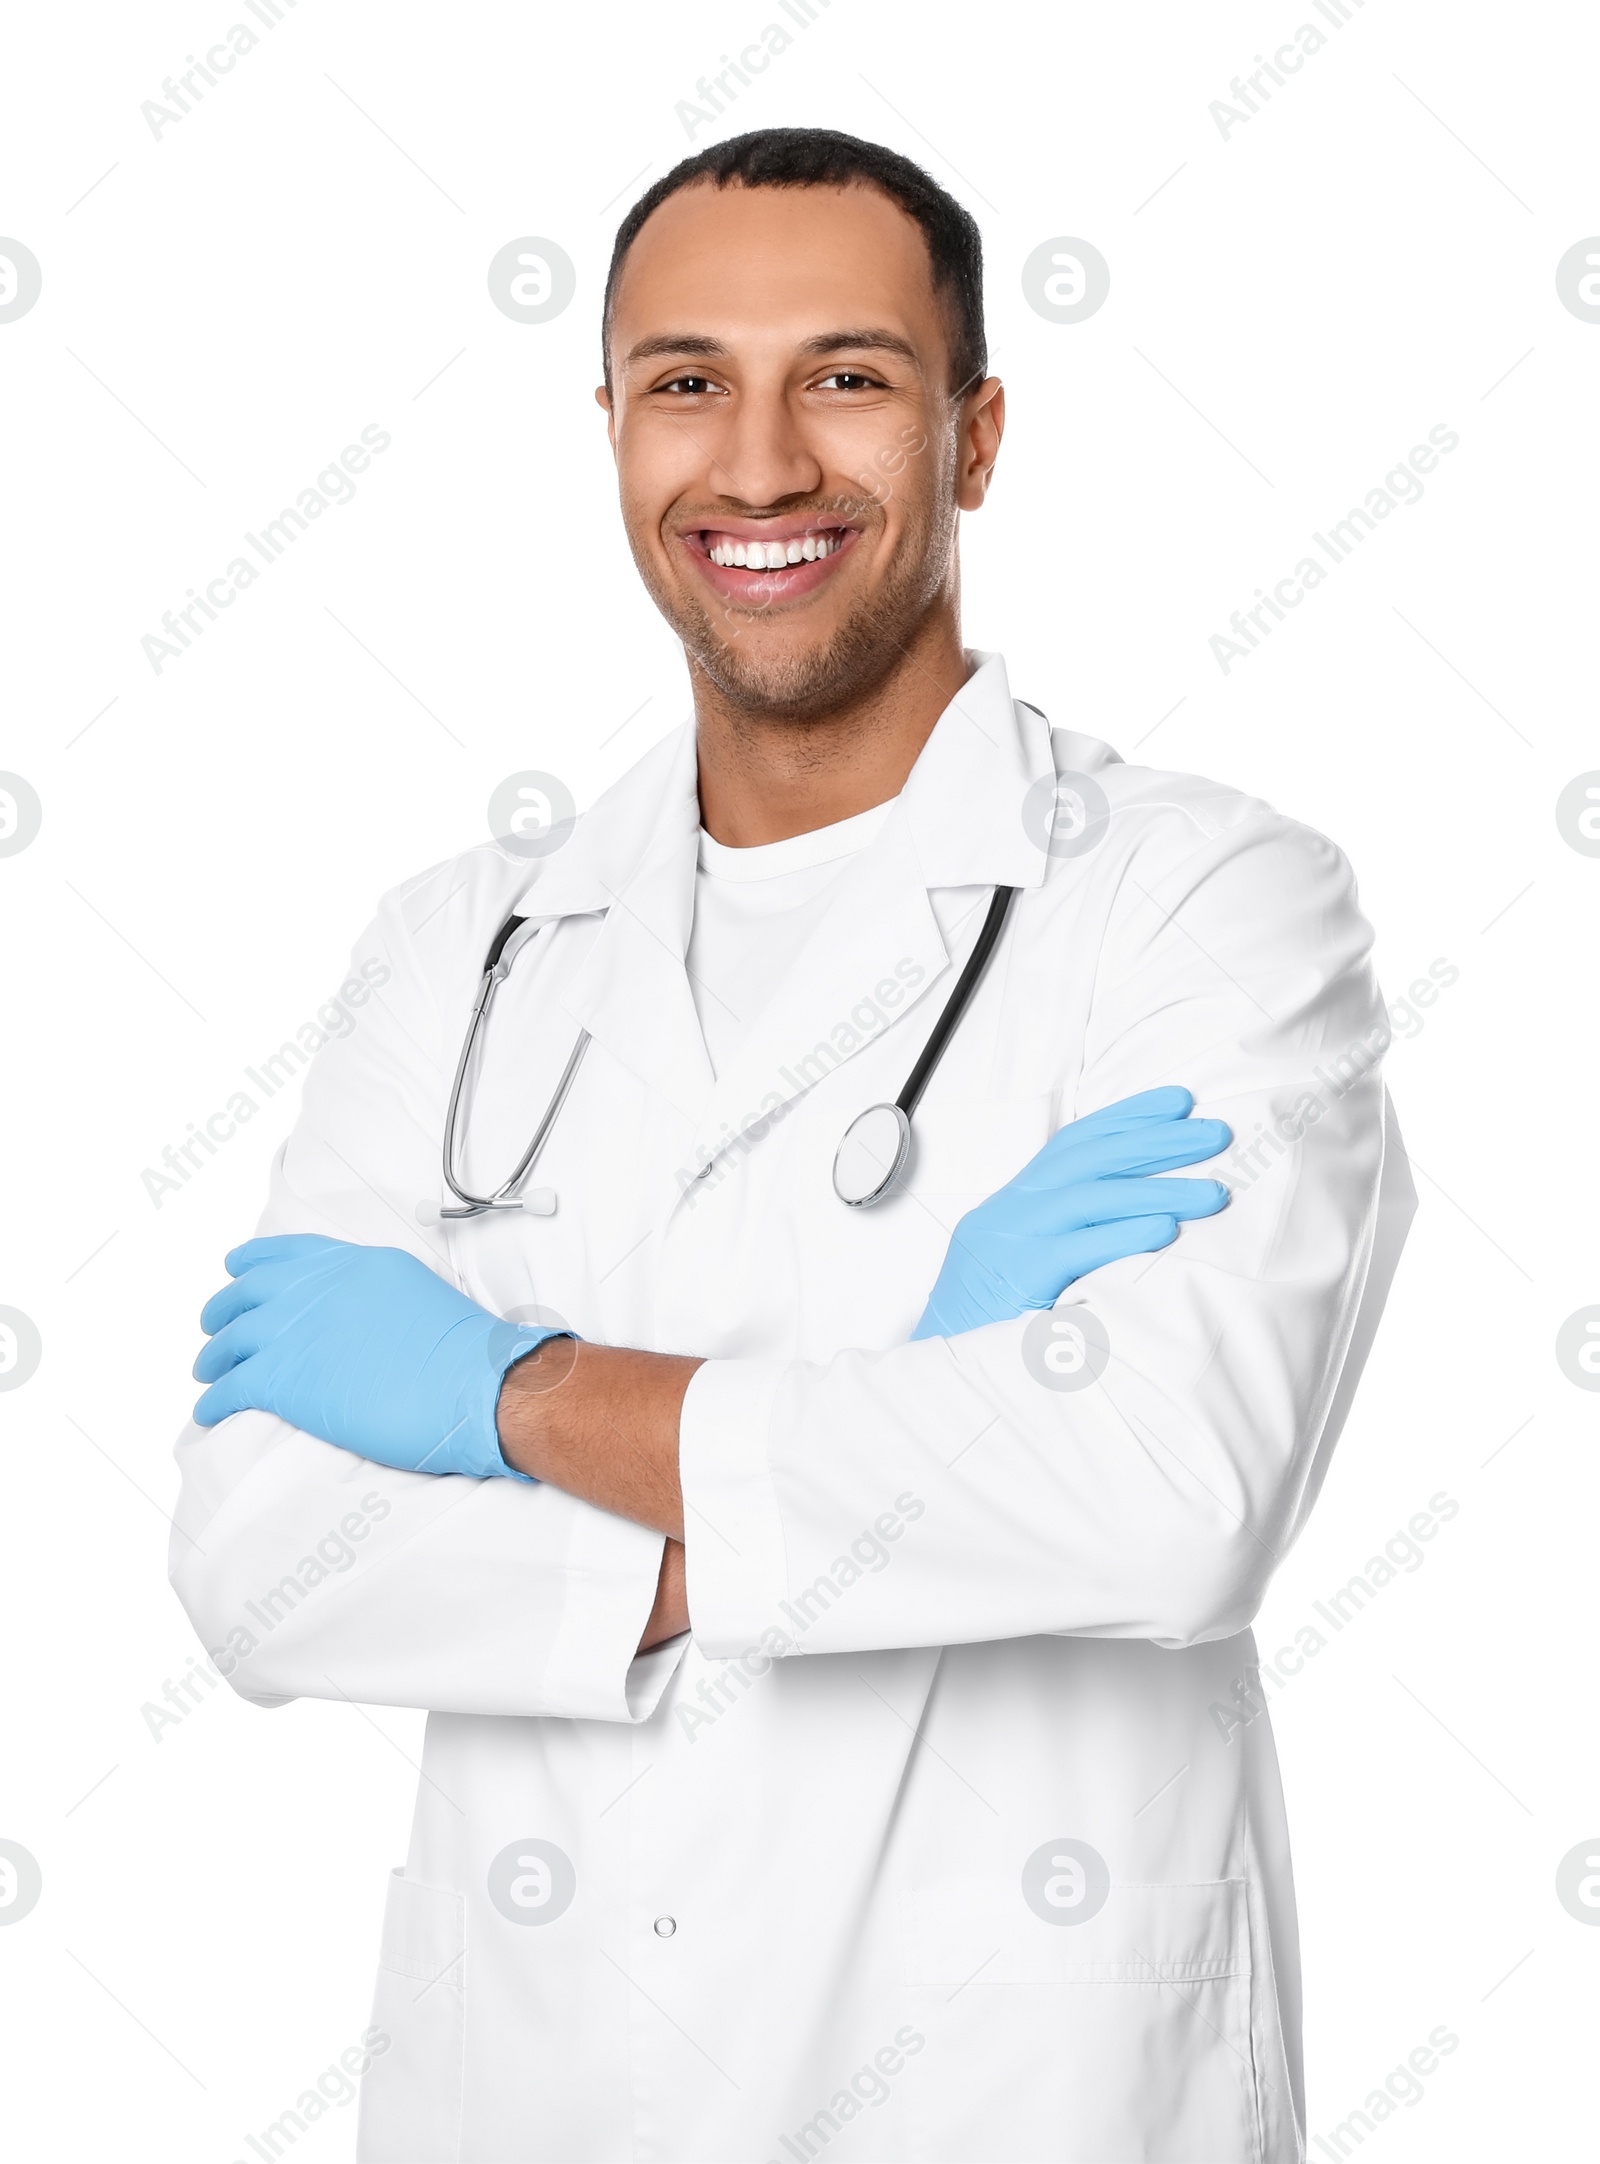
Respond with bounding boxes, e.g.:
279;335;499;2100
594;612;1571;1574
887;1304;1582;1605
174;129;1409;2163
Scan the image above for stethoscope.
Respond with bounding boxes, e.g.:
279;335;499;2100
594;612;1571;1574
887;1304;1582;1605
419;880;1018;1224
829;881;1015;1205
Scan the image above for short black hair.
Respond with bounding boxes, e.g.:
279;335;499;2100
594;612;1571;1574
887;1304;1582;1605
602;127;986;398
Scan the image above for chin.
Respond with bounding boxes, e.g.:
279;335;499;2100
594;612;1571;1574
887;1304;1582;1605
690;625;905;721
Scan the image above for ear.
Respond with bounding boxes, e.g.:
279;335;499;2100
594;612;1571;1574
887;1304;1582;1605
595;381;616;451
955;378;1005;511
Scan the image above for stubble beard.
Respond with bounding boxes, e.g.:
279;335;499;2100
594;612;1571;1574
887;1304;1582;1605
637;488;957;727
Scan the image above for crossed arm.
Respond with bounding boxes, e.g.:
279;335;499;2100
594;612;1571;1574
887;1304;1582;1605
497;1341;699;1648
190;1091;1229;1656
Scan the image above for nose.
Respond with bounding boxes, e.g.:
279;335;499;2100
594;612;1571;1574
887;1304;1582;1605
707;383;825;509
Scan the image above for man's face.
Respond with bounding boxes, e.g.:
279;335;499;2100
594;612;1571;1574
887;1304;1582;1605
600;181;997;721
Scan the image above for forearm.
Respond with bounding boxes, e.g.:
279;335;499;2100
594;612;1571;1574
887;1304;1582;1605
497;1338;700;1540
170;1409;674;1719
638;1538;689;1650
679;1076;1382;1662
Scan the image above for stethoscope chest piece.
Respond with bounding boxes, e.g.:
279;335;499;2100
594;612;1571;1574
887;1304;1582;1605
830;880;1019;1211
832;1102;911;1208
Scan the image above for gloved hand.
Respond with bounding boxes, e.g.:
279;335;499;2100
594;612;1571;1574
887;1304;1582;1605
912;1087;1231;1339
192;1234;569;1479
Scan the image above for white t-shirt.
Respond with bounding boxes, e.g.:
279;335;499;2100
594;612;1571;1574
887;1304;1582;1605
686;799;895;1077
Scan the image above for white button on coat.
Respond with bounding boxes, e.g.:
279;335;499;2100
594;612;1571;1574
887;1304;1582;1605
170;653;1413;2164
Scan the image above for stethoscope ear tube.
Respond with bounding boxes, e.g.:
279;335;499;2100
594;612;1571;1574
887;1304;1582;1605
436;911;587;1219
894;884;1017;1121
482;914;528;971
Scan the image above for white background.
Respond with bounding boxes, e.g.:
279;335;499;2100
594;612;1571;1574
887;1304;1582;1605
1;1;1594;2156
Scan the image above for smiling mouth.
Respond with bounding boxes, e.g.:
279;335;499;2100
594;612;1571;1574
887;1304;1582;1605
679;517;861;601
703;528;846;568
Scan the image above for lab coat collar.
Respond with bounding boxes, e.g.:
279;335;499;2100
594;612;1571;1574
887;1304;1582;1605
513;651;1049;913
507;652;1055;1142
510;720;703;930
896;650;1055;893
518;722;710;1125
692;654;1054;1152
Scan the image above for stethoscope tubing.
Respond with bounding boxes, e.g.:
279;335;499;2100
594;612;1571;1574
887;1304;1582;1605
894;884;1017;1120
438;877;1018;1220
440;918;589;1217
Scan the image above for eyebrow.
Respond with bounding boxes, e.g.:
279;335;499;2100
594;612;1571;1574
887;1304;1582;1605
622;327;921;372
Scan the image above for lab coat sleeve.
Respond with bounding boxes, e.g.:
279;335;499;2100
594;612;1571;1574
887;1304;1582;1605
679;807;1392;1656
168;874;675;1721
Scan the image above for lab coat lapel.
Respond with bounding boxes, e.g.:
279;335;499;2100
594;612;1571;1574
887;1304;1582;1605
517;656;1056;1167
563;842;712;1128
520;722;714;1127
691;654;1056;1158
694;814;950;1147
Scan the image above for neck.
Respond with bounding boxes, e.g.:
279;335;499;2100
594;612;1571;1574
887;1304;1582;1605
692;605;972;847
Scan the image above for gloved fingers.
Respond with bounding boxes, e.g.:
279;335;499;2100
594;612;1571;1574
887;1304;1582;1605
200;1258;302;1335
1069;1174;1229;1224
1026;1100;1200;1178
1056;1087;1194;1136
222;1233;345;1278
1060;1213;1181;1272
1026;1114;1232;1187
1092;1115;1231;1175
1106;1116;1232;1174
192;1309;270;1383
199;1273;261;1336
1006;1216;1182;1309
192;1359;260;1429
200;1239;357;1332
961;1173;1225;1244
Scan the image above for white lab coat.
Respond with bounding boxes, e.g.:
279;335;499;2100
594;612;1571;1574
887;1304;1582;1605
171;654;1411;2164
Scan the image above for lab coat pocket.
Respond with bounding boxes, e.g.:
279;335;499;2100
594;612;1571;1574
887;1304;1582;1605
357;1870;465;2164
900;1875;1267;2162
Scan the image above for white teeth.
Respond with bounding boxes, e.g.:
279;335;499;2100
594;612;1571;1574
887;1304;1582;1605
707;531;842;569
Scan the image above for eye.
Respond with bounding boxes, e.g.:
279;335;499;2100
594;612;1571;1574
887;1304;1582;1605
814;370;884;392
654;373;723;397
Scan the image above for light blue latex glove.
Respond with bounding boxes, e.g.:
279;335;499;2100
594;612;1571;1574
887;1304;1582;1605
192;1234;569;1479
912;1087;1232;1339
